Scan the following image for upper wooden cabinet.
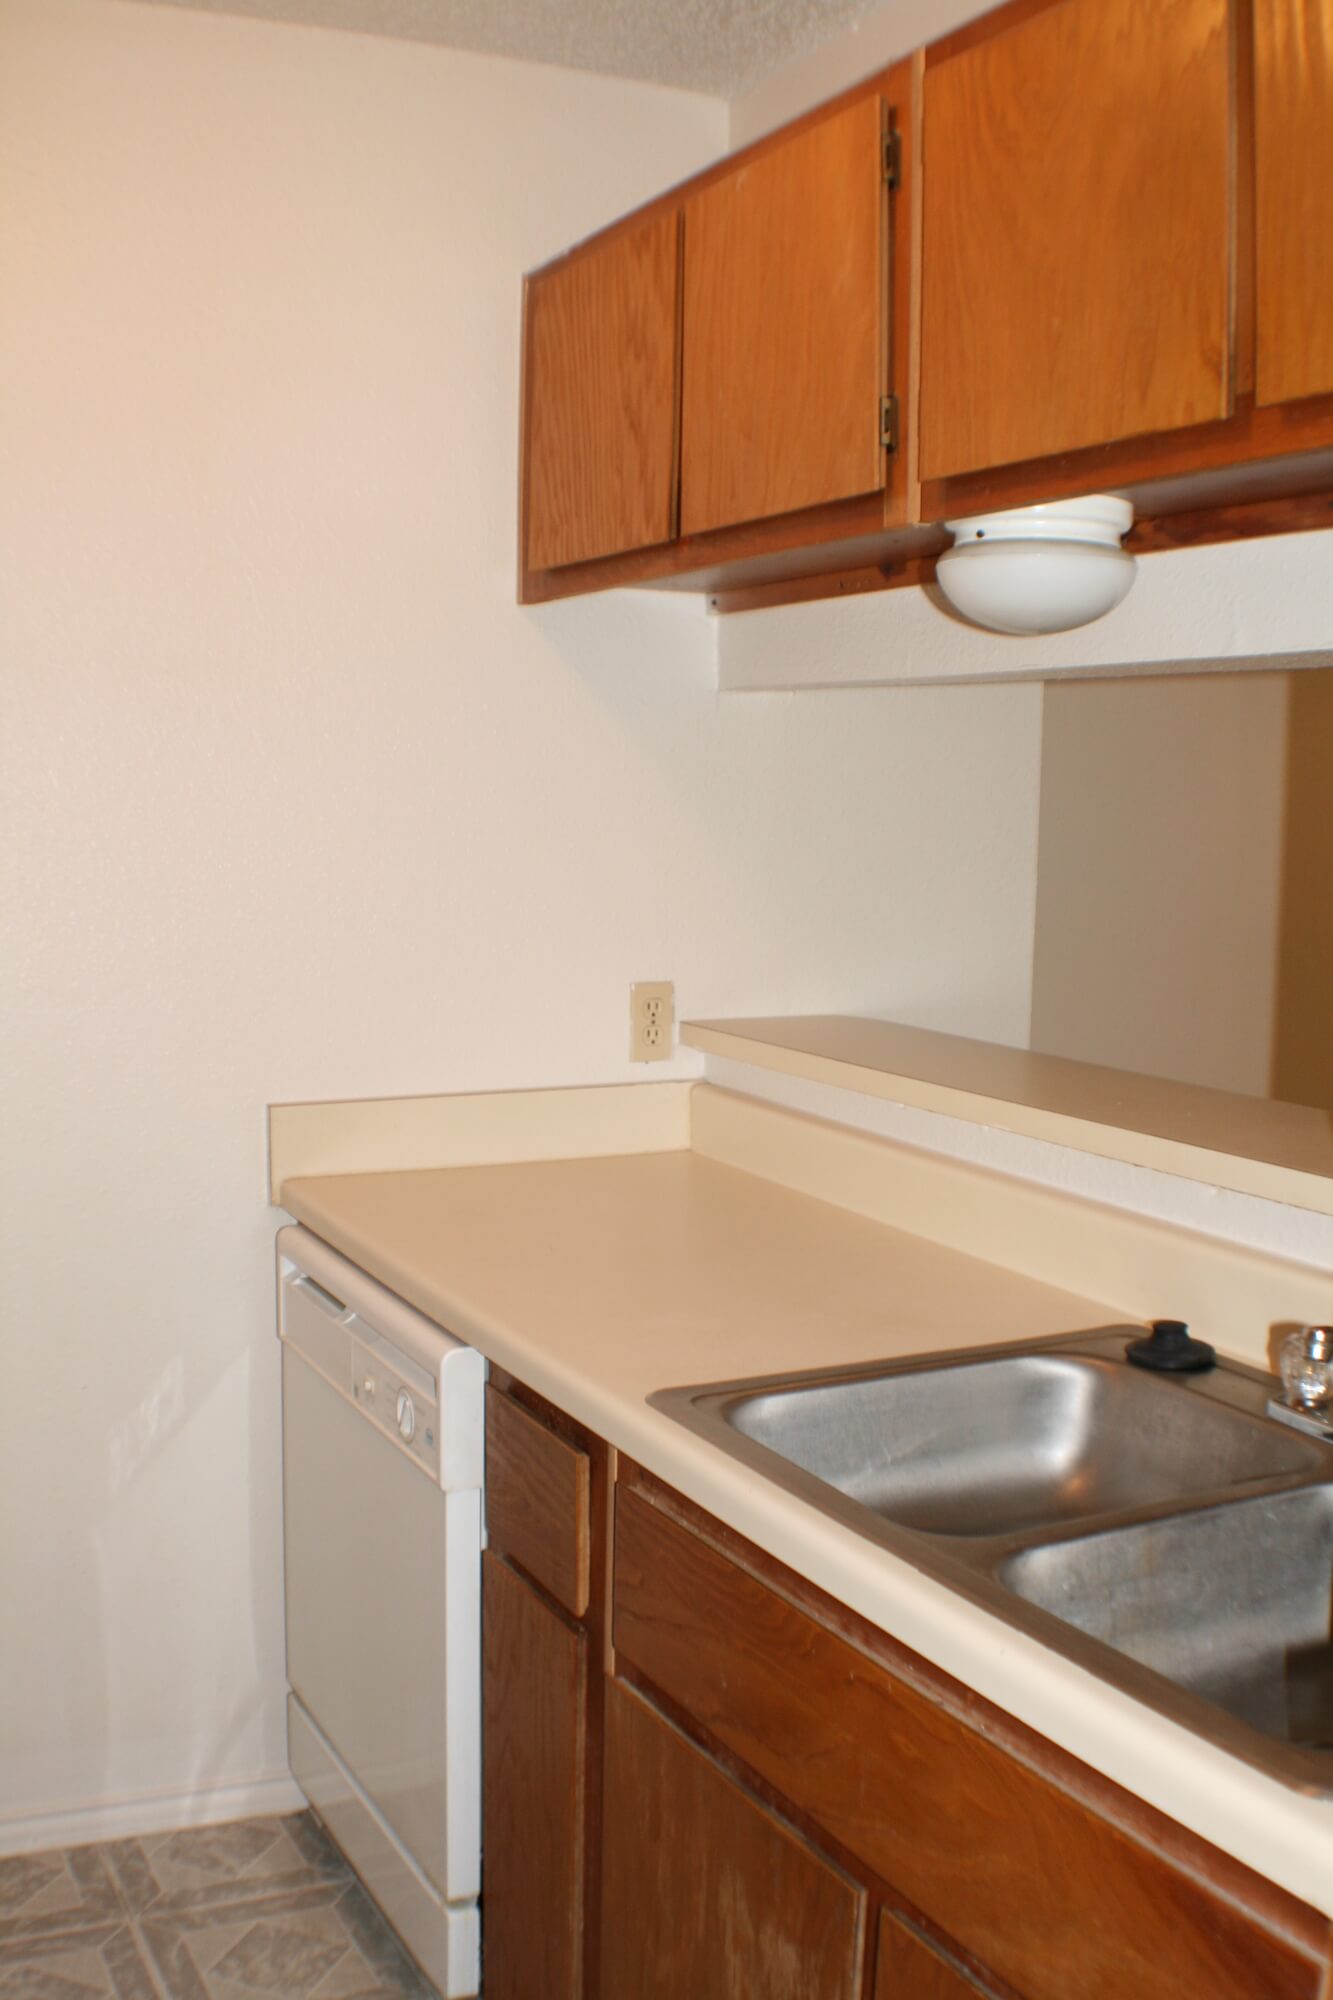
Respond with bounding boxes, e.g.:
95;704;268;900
519;63;914;605
1254;0;1333;407
680;94;889;537
919;0;1234;482
517;0;1333;611
521;208;680;571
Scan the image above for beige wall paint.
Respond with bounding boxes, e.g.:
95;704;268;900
1029;676;1289;1095
0;0;1047;1831
1272;672;1333;1111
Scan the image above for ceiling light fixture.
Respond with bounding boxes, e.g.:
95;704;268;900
934;495;1137;636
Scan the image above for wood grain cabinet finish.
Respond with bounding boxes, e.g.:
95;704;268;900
481;1553;586;2000
516;0;1333;609
919;0;1234;481
1254;0;1333;407
680;93;889;537
484;1384;590;1617
874;1912;993;1999
612;1482;1328;2000
601;1679;866;2000
522;209;680;571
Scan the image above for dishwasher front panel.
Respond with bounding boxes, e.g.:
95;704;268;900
281;1347;480;1906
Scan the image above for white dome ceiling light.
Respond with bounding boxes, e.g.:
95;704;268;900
934;495;1137;636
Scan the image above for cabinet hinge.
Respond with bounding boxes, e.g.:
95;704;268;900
882;127;901;189
880;394;900;453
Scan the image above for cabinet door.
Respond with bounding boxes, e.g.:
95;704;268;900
875;1912;991;1999
601;1680;864;2000
680;94;888;536
1254;0;1333;406
523;209;680;571
920;0;1233;480
481;1553;586;2000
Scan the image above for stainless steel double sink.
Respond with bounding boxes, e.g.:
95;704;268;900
651;1329;1333;1791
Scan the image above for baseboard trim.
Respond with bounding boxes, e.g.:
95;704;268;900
0;1771;306;1857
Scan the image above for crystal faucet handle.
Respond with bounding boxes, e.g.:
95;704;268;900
1279;1326;1333;1412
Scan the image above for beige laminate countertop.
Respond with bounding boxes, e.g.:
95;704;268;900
280;1148;1333;1916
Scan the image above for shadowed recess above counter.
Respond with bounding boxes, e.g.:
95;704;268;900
687;665;1333;1215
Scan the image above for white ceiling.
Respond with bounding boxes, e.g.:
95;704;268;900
134;0;887;97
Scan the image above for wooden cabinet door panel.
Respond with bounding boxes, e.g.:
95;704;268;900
874;1912;990;1999
524;210;679;571
481;1553;586;2000
601;1680;865;2000
920;0;1233;480
1255;0;1333;405
681;94;887;536
613;1485;1324;2000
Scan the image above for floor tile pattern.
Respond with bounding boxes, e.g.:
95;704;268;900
0;1817;436;1999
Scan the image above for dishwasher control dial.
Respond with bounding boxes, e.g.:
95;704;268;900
396;1389;416;1443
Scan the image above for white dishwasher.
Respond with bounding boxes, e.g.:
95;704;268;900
277;1224;484;1997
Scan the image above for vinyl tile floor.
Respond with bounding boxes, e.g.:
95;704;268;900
0;1814;439;1998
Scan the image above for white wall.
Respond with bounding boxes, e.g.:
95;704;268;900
1030;675;1289;1096
0;0;1045;1832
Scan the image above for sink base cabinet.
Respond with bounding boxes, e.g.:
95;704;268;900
480;1383;1333;2000
612;1476;1327;2000
601;1680;866;2000
874;1912;995;2000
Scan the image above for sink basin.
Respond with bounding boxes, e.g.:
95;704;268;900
725;1352;1316;1538
652;1328;1333;1790
1002;1486;1333;1748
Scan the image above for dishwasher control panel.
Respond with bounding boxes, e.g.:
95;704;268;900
349;1323;439;1478
281;1266;440;1480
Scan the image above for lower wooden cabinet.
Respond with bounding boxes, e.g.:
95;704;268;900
601;1680;865;2000
612;1481;1325;2000
481;1380;1333;2000
874;1912;991;1999
480;1553;586;2000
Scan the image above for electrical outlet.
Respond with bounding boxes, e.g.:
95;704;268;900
630;980;674;1063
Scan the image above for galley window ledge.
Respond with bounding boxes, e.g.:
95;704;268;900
714;528;1333;691
681;1016;1333;1219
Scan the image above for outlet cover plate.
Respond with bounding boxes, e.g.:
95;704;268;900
630;981;675;1062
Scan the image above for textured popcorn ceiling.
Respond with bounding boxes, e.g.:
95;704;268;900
134;0;888;96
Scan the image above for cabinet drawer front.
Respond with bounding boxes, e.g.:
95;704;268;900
485;1387;590;1617
613;1486;1324;2000
602;1680;865;2000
